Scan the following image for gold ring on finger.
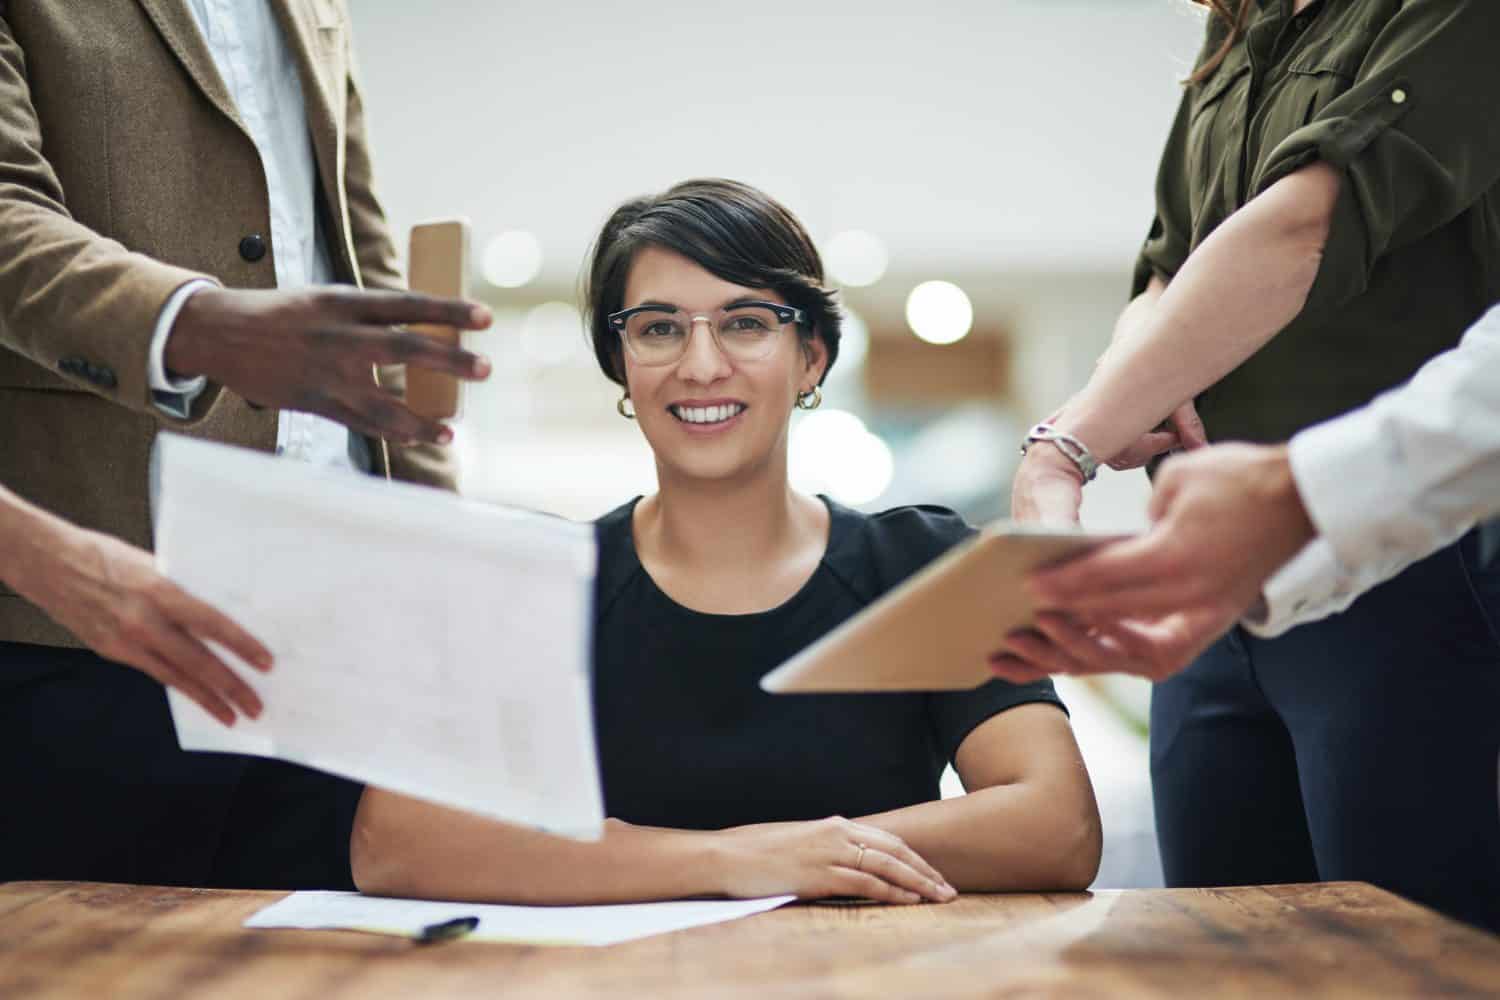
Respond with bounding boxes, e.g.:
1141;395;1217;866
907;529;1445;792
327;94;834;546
854;842;868;871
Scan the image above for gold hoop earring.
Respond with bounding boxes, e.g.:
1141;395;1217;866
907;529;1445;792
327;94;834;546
796;386;823;411
617;392;635;420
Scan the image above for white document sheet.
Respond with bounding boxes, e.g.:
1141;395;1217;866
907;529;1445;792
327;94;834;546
244;891;796;947
152;433;603;838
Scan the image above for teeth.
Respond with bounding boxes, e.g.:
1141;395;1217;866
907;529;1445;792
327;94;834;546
672;404;745;424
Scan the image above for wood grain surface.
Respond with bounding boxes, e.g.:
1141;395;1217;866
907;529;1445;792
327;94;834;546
1;881;1497;998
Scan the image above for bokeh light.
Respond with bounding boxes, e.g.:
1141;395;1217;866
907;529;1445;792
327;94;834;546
482;230;544;288
790;408;895;506
905;280;973;345
520;301;582;366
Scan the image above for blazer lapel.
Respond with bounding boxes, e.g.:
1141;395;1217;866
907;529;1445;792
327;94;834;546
134;0;249;137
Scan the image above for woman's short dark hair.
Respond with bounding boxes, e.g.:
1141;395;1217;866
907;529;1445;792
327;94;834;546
582;178;842;387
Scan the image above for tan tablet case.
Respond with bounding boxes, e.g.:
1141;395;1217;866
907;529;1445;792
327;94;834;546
760;525;1119;692
405;218;471;420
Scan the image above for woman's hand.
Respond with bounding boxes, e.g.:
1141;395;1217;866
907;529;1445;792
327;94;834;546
8;520;271;725
1105;401;1209;471
710;816;957;904
1010;445;1086;526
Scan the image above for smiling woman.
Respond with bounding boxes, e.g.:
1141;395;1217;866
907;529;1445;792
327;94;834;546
350;179;1102;906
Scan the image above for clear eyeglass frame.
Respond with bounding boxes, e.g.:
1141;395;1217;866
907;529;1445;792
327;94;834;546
607;299;806;367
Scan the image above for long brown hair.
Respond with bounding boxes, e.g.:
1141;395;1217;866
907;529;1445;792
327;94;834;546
1188;0;1254;85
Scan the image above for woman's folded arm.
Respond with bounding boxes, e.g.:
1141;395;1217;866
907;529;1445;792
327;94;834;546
351;790;726;904
351;789;957;906
857;702;1103;892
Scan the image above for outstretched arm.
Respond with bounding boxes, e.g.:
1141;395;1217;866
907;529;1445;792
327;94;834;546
0;482;271;724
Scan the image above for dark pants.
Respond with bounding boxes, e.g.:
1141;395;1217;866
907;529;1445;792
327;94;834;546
1;641;361;889
1151;529;1500;933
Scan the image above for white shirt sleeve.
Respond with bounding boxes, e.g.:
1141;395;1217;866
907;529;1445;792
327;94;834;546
1245;304;1500;637
148;279;214;419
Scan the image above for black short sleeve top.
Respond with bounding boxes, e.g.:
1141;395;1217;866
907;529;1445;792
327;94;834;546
590;496;1065;830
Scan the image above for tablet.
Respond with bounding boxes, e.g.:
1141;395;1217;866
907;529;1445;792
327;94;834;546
759;524;1121;693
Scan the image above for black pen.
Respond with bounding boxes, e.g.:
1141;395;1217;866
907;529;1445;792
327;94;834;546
416;915;479;945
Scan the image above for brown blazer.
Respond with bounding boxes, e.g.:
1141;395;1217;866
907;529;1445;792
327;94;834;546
0;1;454;647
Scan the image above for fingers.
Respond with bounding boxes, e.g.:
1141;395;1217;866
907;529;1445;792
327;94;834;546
163;587;273;672
1107;430;1179;471
826;868;923;905
854;848;955;902
150;624;264;720
988;653;1052;684
1031;613;1129;675
857;828;951;894
1169;401;1209;450
1028;533;1186;616
321;393;453;447
356;324;492;379
997;627;1088;677
136;647;238;726
341;289;493;332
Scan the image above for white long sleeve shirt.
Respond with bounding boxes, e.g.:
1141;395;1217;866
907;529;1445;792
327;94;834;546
149;0;362;474
1247;304;1500;637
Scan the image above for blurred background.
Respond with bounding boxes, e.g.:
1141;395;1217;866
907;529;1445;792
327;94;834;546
349;0;1210;888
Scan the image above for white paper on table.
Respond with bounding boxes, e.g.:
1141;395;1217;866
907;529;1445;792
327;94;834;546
151;433;603;838
244;891;797;947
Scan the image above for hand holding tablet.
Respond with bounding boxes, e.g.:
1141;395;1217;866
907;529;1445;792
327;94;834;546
761;524;1121;693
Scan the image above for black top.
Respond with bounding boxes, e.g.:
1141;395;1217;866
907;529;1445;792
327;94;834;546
591;497;1064;830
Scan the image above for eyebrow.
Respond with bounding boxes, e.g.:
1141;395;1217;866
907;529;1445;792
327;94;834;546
628;296;780;313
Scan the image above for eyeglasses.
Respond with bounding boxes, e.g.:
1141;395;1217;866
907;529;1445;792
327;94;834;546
608;299;806;367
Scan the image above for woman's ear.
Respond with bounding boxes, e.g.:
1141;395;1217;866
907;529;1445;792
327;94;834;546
800;332;830;388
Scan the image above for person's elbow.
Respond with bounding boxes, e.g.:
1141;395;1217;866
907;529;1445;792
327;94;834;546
1053;798;1104;892
348;790;416;898
1277;161;1341;260
1040;782;1103;892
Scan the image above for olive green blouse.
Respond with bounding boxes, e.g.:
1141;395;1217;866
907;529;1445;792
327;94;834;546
1135;0;1500;444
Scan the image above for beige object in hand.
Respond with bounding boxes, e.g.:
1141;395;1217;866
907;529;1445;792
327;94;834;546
761;524;1122;692
405;219;471;420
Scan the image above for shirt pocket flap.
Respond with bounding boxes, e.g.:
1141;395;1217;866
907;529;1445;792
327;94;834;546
1191;63;1251;120
1287;29;1373;79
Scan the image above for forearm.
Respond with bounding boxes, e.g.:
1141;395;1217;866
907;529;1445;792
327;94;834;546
0;482;76;595
1057;163;1341;459
1100;274;1167;363
858;779;1099;893
351;792;727;904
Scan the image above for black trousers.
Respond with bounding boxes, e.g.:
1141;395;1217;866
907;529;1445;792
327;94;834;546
1;641;361;889
1151;529;1500;933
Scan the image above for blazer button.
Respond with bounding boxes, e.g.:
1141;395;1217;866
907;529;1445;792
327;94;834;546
89;365;118;389
239;234;268;262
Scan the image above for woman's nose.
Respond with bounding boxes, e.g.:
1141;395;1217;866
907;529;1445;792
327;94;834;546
676;316;734;383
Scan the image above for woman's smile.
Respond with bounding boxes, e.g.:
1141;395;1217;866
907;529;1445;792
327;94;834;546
668;398;749;433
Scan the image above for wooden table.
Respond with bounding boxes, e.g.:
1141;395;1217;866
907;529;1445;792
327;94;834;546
2;881;1497;998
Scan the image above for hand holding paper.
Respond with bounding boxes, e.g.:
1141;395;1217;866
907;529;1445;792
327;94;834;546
152;434;604;837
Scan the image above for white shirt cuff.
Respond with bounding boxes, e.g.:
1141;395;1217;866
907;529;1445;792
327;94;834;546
149;280;214;419
1242;537;1352;638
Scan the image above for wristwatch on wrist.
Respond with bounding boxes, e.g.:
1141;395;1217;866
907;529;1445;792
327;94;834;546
1020;423;1100;483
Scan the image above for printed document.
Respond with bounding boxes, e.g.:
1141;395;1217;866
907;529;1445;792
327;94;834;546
245;891;796;947
152;433;603;837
